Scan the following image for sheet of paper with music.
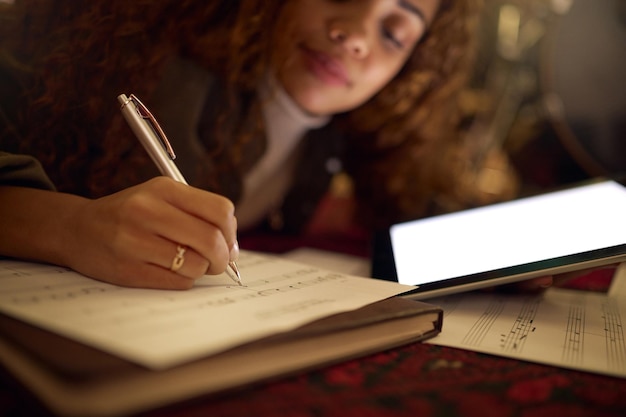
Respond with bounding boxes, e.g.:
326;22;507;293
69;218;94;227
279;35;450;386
282;248;626;378
0;251;413;370
426;263;626;378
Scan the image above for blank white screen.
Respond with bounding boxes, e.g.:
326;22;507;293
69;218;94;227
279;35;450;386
390;180;626;286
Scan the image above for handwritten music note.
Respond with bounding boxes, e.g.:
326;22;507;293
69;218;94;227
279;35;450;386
426;276;626;378
0;252;413;370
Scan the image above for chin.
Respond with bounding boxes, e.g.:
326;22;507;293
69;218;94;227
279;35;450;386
288;90;332;116
281;74;359;115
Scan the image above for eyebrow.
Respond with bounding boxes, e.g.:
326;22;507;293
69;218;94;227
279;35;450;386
398;0;427;25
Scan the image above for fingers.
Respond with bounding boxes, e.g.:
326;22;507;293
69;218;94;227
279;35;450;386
110;261;198;290
119;178;238;275
73;178;240;290
483;276;554;294
140;203;232;273
148;240;211;280
156;179;239;263
514;276;554;292
483;264;621;295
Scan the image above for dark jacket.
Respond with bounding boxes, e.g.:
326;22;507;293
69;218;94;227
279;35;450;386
0;152;55;190
0;57;345;234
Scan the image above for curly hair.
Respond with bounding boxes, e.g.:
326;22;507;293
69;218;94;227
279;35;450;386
0;0;483;226
343;0;483;224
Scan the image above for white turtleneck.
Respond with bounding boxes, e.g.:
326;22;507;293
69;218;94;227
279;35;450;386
235;77;330;230
149;59;329;230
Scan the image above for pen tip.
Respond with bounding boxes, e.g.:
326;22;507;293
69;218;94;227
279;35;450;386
228;261;244;286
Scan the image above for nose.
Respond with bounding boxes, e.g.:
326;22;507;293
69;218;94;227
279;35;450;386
328;21;371;59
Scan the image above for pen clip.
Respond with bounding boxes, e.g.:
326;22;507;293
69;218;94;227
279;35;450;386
126;94;177;160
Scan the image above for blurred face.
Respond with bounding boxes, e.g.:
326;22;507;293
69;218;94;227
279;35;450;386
276;0;441;116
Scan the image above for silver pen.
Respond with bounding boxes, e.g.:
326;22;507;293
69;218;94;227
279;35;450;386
117;93;243;286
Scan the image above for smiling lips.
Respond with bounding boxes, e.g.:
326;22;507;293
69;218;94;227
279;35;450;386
300;46;350;87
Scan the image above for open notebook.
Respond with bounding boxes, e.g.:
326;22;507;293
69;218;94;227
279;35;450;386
0;251;442;417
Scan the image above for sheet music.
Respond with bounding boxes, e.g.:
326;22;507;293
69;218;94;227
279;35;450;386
426;266;626;378
0;251;413;370
283;248;626;377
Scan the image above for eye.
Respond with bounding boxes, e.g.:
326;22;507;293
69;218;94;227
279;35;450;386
382;26;404;49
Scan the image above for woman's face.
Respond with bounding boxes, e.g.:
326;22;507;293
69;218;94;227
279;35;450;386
276;0;441;116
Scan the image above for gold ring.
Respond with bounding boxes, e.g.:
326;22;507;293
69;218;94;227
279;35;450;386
170;245;186;272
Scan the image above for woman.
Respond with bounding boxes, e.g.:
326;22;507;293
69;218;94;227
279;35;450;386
1;0;497;288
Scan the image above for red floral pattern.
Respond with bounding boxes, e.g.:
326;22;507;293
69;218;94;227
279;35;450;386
2;330;625;417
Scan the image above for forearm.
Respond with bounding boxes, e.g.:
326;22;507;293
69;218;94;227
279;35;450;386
0;186;87;267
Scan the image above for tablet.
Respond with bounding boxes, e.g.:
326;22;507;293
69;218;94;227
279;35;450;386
372;179;626;299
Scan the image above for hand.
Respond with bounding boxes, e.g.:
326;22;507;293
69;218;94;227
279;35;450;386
61;177;239;289
487;264;619;294
0;177;239;290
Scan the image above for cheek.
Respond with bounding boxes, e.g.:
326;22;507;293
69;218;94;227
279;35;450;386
358;63;404;100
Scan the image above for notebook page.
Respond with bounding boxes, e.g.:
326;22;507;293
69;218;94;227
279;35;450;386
0;251;414;369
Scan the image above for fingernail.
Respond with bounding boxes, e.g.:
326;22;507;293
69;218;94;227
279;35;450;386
230;241;240;262
538;276;554;289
